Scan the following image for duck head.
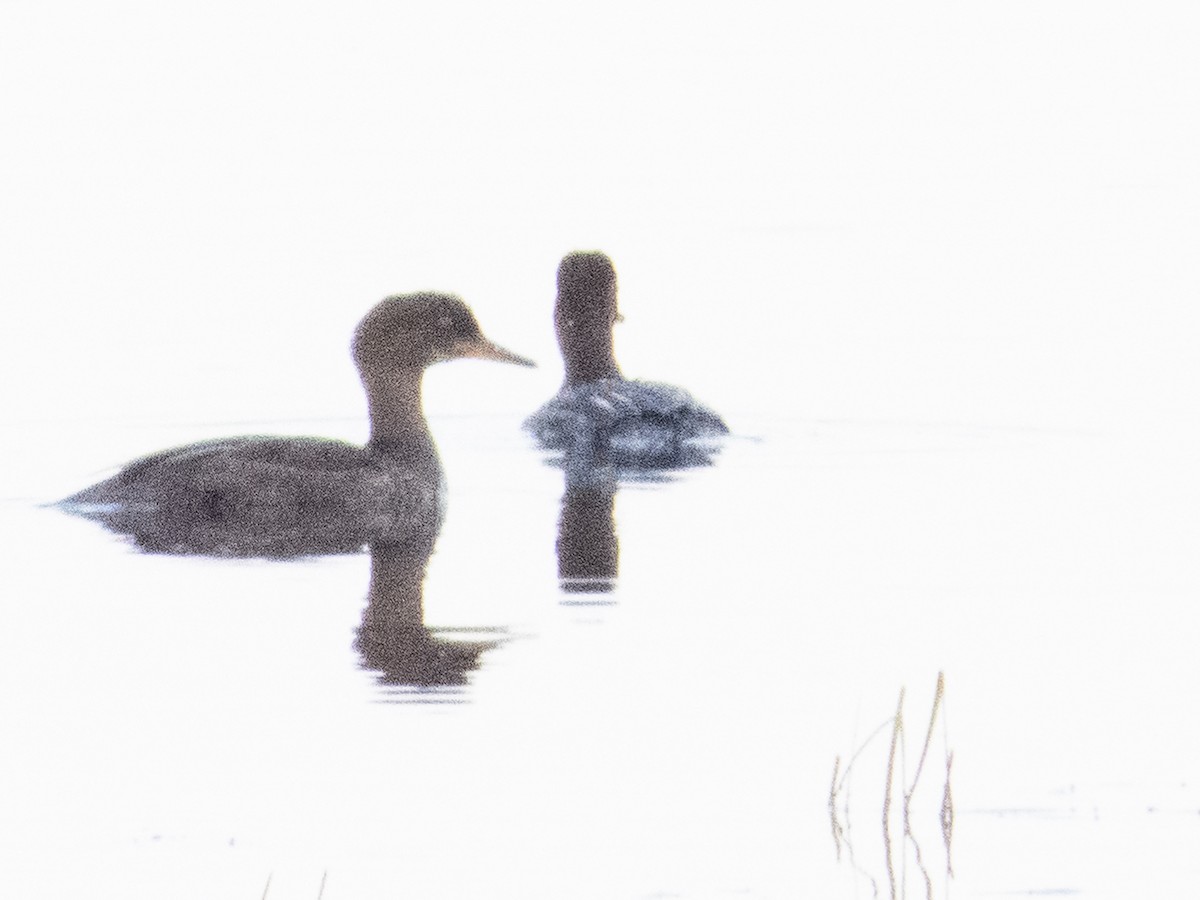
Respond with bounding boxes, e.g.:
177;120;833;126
353;292;534;377
554;251;623;384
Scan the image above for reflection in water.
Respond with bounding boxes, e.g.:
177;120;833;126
355;533;507;701
551;447;719;599
59;466;506;698
556;466;618;596
830;673;953;899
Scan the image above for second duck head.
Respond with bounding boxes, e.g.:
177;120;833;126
554;251;624;385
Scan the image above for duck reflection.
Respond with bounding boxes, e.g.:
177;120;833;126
356;530;507;699
556;465;619;596
552;460;704;599
72;505;505;695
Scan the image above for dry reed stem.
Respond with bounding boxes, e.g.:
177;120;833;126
833;673;952;897
830;755;844;860
883;687;904;900
942;751;955;876
906;671;946;804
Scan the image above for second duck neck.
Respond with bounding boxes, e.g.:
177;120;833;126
558;321;622;385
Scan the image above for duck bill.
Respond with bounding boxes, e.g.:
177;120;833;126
454;337;536;367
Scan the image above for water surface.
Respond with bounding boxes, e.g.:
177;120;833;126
3;411;1197;899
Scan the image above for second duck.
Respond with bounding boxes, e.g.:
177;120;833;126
524;251;727;469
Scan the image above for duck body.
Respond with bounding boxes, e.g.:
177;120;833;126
59;292;532;557
524;251;727;469
61;436;444;556
525;375;726;468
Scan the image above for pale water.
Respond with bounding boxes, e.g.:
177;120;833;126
3;411;1197;898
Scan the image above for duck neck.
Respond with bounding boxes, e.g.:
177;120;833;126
362;367;438;463
558;321;621;386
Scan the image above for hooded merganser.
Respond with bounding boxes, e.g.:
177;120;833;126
60;292;534;556
524;251;727;468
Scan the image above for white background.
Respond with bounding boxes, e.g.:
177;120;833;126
4;1;1197;436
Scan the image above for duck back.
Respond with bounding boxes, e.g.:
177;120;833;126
525;376;727;468
61;436;443;557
